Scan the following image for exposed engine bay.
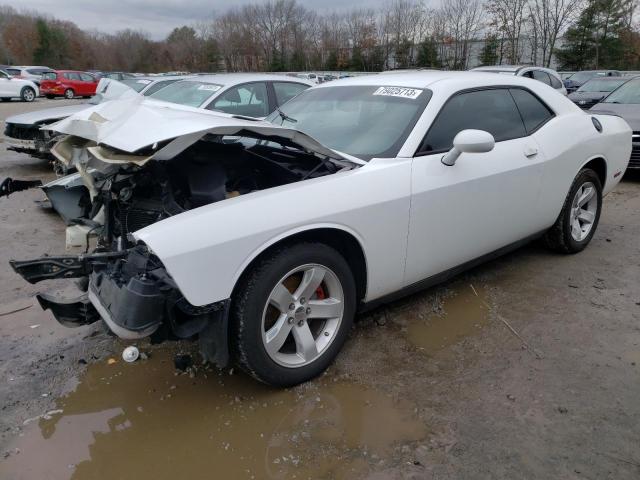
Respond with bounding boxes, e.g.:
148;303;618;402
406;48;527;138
10;133;355;366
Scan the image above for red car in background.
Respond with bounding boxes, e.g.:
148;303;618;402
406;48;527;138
40;70;98;99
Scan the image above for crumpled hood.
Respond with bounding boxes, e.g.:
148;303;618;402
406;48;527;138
6;104;90;126
47;96;352;162
590;103;640;131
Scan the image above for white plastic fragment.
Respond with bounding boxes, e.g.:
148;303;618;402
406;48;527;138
122;346;140;363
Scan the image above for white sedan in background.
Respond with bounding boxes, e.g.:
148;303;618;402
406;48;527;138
0;69;39;102
9;72;630;387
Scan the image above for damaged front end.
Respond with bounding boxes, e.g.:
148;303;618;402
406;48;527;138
9;96;358;367
12;246;231;365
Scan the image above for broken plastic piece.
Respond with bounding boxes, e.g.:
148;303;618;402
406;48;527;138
0;178;43;198
122;346;140;363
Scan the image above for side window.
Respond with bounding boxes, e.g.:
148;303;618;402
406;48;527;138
80;73;94;82
532;70;552;85
208;82;269;117
273;82;309;105
509;88;554;133
549;75;562;89
6;69;20;76
418;89;526;154
143;80;175;96
63;72;73;80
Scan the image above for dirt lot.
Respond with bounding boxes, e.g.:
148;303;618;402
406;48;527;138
0;99;639;479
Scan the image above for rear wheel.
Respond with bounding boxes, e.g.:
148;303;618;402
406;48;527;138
20;87;35;102
231;243;356;387
543;168;602;253
64;89;75;99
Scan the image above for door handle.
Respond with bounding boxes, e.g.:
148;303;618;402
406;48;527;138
524;145;538;158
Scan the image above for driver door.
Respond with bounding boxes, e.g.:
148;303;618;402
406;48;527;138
404;87;546;286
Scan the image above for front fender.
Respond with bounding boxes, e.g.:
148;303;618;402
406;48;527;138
134;158;412;307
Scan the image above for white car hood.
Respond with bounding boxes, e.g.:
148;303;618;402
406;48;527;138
47;96;356;163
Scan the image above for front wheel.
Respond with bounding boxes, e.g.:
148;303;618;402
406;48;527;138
231;243;356;387
543;168;602;253
64;89;75;99
20;87;35;102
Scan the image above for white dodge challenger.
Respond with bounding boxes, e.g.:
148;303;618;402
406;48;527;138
8;71;631;386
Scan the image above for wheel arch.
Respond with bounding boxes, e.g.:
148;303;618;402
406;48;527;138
580;156;607;188
231;225;369;304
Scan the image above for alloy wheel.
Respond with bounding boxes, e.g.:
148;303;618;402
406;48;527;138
261;264;344;368
570;181;598;242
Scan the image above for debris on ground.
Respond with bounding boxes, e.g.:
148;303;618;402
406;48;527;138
174;354;193;371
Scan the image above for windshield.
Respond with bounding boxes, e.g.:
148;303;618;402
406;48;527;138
577;78;626;93
121;78;152;92
602;78;640;104
266;85;431;160
149;80;223;107
569;72;601;84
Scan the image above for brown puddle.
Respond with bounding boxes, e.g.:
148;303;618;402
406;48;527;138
0;350;426;480
407;285;490;353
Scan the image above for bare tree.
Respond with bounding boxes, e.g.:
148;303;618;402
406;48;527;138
529;0;584;67
487;0;528;63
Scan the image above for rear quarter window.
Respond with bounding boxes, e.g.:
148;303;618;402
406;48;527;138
509;88;554;133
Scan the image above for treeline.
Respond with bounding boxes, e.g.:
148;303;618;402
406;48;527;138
0;0;639;73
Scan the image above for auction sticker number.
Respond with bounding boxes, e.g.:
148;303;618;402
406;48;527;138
197;84;222;91
373;86;422;99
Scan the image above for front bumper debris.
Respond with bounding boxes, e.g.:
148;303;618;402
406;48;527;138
37;292;100;327
11;247;231;367
0;177;43;198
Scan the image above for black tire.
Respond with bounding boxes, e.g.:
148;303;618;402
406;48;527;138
543;168;602;253
45;94;56;99
0;98;10;102
64;89;75;99
20;87;35;102
230;242;356;387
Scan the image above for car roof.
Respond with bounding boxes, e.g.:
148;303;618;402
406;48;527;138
314;70;548;89
473;65;521;72
126;75;194;82
181;73;314;86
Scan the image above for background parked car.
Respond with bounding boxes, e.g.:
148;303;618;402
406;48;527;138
148;73;313;117
568;76;631;109
4;66;53;86
471;65;567;95
119;75;194;96
101;71;135;81
590;76;640;170
0;69;38;102
39;70;98;99
563;70;621;93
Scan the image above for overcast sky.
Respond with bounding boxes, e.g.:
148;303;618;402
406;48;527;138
14;0;386;40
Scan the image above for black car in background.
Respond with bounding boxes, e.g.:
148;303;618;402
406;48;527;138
568;76;631;109
591;76;640;170
564;70;621;93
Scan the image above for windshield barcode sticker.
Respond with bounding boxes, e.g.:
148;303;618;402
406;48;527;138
373;86;423;99
197;84;221;91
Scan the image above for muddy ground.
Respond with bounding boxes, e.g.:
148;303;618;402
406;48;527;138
0;99;639;479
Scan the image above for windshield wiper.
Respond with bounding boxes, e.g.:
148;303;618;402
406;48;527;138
276;107;297;124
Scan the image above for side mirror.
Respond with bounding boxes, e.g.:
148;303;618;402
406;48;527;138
441;129;495;166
